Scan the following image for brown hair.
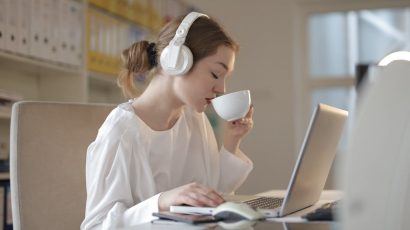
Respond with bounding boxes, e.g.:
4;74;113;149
117;13;239;98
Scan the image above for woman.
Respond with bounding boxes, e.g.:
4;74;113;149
81;12;254;229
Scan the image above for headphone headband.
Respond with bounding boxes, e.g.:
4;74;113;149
167;12;209;69
171;12;209;44
160;12;209;75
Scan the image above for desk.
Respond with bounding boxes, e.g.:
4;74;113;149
124;221;337;230
121;190;341;230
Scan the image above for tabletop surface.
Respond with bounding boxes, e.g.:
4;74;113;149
120;190;341;230
122;220;336;230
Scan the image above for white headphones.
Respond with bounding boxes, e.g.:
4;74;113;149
160;12;209;76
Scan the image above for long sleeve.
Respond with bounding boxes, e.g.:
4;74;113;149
218;146;253;193
201;113;253;193
81;111;159;229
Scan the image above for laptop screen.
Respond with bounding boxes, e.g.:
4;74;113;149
280;104;348;216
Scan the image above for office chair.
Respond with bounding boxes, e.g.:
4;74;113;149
10;101;114;230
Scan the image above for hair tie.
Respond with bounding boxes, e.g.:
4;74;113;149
147;42;157;67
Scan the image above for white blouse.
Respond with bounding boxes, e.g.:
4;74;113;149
81;102;253;229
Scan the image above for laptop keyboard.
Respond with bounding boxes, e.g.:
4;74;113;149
244;197;284;209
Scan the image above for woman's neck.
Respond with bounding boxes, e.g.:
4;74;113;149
132;76;183;131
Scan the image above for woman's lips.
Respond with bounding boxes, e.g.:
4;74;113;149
205;98;214;104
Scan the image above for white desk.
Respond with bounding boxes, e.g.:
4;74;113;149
120;190;342;229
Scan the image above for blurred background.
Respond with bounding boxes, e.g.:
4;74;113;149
1;1;410;227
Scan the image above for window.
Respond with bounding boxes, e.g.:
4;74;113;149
307;7;410;148
299;5;410;188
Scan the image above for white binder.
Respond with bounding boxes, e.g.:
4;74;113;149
39;0;52;60
48;0;61;61
30;0;43;59
67;0;84;66
5;0;19;53
58;0;71;64
0;0;6;50
17;0;31;55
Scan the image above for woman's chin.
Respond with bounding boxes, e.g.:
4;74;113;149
196;104;208;113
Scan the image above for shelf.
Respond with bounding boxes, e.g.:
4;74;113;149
89;70;117;83
88;71;118;88
0;50;83;77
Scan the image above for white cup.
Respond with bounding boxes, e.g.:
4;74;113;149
211;90;251;121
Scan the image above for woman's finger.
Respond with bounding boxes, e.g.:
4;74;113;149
245;104;254;118
194;184;225;204
179;194;206;207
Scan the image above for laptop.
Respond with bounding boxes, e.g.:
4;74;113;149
170;103;348;217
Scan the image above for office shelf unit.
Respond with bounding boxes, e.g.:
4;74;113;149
0;0;194;228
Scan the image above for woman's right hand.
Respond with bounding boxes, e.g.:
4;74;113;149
158;182;225;211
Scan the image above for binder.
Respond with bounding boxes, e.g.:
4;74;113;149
152;0;165;31
17;0;31;55
134;0;148;26
87;9;99;72
88;0;106;9
48;0;61;61
58;0;70;64
107;16;119;75
67;0;84;66
112;18;121;74
5;0;19;53
0;0;6;51
95;11;105;72
30;0;43;59
99;13;109;73
39;0;52;60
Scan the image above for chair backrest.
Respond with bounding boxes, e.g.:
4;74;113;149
10;101;114;230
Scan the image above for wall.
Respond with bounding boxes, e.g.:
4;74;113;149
183;0;410;194
184;0;297;194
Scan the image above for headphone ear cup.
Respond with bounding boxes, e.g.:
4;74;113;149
160;45;193;76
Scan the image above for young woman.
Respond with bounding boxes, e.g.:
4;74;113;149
81;12;255;229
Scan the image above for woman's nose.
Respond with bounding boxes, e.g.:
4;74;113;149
214;80;226;95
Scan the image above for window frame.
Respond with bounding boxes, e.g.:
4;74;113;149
292;0;410;151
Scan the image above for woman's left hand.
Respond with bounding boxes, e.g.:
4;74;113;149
223;105;254;153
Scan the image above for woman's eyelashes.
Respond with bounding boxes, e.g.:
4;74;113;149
211;72;219;79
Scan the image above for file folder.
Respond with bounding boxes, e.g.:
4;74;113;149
0;0;7;51
17;0;31;55
30;0;43;58
5;0;19;53
48;0;61;61
68;0;84;66
38;0;52;60
87;9;99;71
58;0;71;64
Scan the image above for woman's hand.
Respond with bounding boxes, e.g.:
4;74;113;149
223;105;254;154
158;182;225;211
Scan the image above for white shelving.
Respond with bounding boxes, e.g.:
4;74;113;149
0;50;82;76
0;1;120;182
